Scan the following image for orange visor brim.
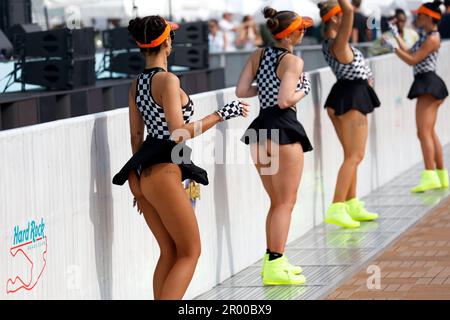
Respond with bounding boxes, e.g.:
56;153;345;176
135;20;179;49
322;5;343;23
274;16;314;39
412;6;442;20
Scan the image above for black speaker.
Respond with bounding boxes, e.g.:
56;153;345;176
8;23;41;44
8;23;41;34
21;58;95;90
71;57;96;87
169;44;209;69
103;27;136;50
0;29;12;59
71;28;96;57
173;21;208;45
0;0;9;32
0;0;32;33
110;52;145;75
16;28;67;57
14;27;95;58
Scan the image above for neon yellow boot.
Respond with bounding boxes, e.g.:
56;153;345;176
411;170;442;193
436;169;449;189
262;258;306;286
346;198;379;221
261;254;303;277
325;202;360;228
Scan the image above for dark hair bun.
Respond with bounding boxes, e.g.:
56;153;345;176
430;0;443;10
263;7;280;30
423;0;444;14
127;16;166;52
263;7;278;19
317;2;327;10
127;17;142;39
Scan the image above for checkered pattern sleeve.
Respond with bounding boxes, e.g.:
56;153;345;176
297;73;311;96
217;101;243;121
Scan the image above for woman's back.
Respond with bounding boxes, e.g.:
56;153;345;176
135;67;194;140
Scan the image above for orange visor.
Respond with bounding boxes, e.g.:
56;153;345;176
135;20;180;48
322;5;343;23
274;15;314;39
413;5;442;20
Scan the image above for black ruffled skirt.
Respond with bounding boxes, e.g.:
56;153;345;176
408;71;449;100
240;106;313;152
325;79;381;116
112;136;209;186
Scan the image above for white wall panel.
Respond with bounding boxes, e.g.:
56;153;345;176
1;43;449;299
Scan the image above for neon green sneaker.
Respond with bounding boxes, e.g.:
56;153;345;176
261;254;303;277
325;202;360;228
262;258;306;286
346;198;379;221
411;170;442;193
436;169;449;189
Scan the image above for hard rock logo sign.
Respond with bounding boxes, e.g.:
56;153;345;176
6;218;47;294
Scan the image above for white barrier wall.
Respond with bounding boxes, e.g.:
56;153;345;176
1;43;450;300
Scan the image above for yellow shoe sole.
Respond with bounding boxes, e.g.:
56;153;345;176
263;275;306;286
351;214;379;222
325;217;360;229
411;184;442;193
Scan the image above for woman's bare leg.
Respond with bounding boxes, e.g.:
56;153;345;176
328;108;358;201
128;171;177;299
416;94;441;170
331;110;368;203
140;198;177;299
251;143;275;251
140;163;201;300
265;141;304;253
430;99;445;170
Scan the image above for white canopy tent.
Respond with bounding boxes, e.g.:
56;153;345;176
125;0;268;21
43;0;129;27
254;0;322;25
38;0;438;29
360;0;429;19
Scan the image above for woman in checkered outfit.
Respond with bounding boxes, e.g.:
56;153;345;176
236;7;314;286
318;0;380;229
384;0;449;193
112;16;248;299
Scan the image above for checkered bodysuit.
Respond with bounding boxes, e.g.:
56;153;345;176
135;68;194;140
322;39;374;81
411;30;439;76
256;47;303;109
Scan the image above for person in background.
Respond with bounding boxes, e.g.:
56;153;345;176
237;6;314;286
384;0;449;193
351;0;372;43
208;19;228;53
235;15;263;50
113;15;249;300
219;12;237;51
370;8;419;56
318;0;380;228
439;0;450;38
